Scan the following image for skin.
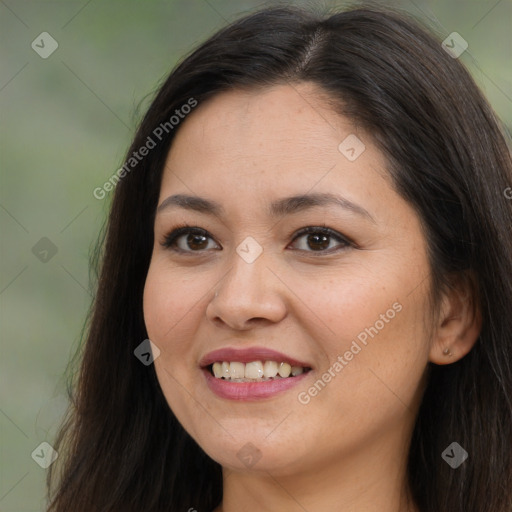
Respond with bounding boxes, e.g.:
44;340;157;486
143;83;480;511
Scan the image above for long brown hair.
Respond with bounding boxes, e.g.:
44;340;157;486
47;4;512;511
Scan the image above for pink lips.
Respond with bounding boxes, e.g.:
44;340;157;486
199;346;312;401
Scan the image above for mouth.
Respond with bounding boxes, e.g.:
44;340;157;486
207;360;312;382
199;347;313;400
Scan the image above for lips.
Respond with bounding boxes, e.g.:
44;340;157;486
199;346;313;401
199;347;312;369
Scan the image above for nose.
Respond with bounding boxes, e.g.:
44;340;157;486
206;248;288;330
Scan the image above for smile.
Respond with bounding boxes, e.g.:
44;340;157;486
210;360;309;381
200;347;313;400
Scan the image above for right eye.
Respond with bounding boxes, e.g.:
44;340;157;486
161;225;221;253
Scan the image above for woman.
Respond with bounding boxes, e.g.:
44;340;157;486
47;4;512;512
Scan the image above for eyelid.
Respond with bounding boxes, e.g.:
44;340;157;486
160;225;220;253
160;224;355;254
288;226;355;251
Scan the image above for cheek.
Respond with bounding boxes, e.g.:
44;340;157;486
142;263;208;437
143;261;204;346
295;267;430;407
294;265;426;351
142;270;171;344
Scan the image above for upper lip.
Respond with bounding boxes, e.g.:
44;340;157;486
199;346;312;369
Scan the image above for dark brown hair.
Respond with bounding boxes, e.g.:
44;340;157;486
47;4;512;511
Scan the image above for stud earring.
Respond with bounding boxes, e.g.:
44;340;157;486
442;347;452;356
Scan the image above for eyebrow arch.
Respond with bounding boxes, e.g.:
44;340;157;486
156;192;375;222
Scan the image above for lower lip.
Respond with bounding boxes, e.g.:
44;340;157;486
203;368;311;401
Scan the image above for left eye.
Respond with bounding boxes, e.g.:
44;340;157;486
288;227;352;253
161;226;352;254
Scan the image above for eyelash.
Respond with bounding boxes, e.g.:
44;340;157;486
160;223;355;256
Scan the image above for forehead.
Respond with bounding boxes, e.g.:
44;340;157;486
160;83;387;192
176;84;348;156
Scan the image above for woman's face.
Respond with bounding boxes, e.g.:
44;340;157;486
143;83;433;476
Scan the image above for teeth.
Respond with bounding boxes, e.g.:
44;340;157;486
212;362;223;378
291;366;304;376
245;361;264;379
229;362;245;379
263;360;278;378
221;361;230;379
210;360;308;381
278;362;291;378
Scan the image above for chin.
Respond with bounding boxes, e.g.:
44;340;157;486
196;430;308;475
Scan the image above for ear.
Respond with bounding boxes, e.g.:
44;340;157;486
429;272;482;365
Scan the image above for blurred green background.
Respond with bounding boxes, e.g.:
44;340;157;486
0;0;510;510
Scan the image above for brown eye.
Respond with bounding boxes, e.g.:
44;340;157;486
161;225;352;255
289;227;352;253
184;233;209;250
162;227;220;252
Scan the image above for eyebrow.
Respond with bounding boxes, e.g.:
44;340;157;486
156;192;375;222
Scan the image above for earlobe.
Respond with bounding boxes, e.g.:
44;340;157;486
442;346;452;357
429;274;482;365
